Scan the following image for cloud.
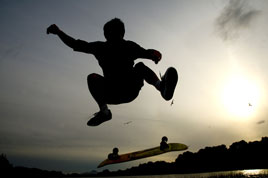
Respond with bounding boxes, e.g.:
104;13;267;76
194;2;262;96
215;0;261;41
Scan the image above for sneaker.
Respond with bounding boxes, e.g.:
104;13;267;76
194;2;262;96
87;109;112;126
160;67;178;101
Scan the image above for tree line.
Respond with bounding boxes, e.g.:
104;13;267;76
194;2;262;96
1;137;268;177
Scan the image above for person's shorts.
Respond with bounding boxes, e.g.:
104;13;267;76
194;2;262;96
104;73;144;104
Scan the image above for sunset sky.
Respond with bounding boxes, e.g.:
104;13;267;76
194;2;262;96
1;0;268;173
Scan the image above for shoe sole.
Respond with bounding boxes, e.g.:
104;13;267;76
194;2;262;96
162;67;178;101
87;117;112;126
87;111;112;126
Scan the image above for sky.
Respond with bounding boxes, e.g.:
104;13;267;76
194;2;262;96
1;0;268;173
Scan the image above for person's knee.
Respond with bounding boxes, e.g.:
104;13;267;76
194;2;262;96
87;73;100;83
87;73;103;90
135;62;145;68
135;62;146;73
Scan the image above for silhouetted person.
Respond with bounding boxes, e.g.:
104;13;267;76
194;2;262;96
108;147;120;160
47;18;178;126
160;136;169;150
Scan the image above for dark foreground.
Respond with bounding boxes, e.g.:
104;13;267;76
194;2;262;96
1;137;268;177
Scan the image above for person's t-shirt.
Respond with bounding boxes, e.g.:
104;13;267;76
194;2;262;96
73;39;147;82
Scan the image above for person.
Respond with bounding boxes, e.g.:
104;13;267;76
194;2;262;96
108;147;120;160
160;136;169;150
47;18;178;126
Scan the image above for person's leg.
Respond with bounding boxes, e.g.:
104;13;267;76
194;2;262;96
87;73;111;126
134;62;161;90
134;62;178;101
87;73;107;111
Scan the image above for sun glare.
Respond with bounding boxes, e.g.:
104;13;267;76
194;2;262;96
242;169;262;176
222;75;260;120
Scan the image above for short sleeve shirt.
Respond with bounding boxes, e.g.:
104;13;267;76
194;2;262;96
73;39;147;81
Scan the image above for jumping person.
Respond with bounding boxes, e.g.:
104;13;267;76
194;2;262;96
47;18;178;126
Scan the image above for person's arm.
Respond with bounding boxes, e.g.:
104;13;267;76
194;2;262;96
130;41;162;64
47;24;77;49
143;49;162;64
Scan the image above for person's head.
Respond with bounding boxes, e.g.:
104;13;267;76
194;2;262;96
104;18;125;42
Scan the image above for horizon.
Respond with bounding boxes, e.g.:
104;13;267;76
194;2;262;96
1;0;268;173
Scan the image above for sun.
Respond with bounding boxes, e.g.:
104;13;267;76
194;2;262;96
222;75;260;119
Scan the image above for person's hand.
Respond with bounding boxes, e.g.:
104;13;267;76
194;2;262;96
47;24;61;35
148;49;162;64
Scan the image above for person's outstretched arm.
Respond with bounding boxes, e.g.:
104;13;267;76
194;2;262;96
47;24;76;49
144;49;162;64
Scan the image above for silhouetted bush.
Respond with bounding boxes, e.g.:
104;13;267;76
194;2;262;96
174;137;268;173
